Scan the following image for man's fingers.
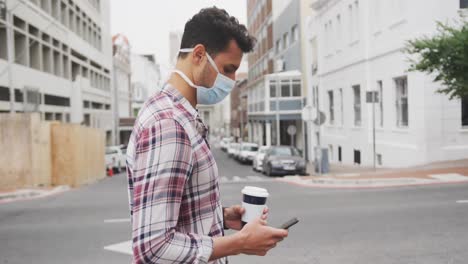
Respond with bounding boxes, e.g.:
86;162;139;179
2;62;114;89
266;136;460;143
263;206;269;214
261;213;269;220
267;227;289;238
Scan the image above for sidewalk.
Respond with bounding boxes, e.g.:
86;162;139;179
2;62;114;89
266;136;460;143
0;186;70;204
281;159;468;188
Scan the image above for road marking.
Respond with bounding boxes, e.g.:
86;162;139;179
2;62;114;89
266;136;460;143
104;218;130;223
246;175;266;181
104;240;132;255
456;200;468;204
429;173;468;181
232;176;242;182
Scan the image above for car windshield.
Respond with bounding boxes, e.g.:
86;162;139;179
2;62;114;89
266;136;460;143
259;147;269;154
270;147;300;157
242;145;258;151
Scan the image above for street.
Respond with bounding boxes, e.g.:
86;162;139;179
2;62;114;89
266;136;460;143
1;148;468;264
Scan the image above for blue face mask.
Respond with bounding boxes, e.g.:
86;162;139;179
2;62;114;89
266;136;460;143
173;48;236;105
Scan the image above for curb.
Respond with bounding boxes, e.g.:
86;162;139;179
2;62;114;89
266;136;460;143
277;177;468;189
0;186;70;205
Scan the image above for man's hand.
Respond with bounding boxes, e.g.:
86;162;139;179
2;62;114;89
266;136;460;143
235;217;288;256
224;205;268;230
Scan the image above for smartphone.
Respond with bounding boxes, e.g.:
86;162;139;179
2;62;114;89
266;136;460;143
279;217;299;230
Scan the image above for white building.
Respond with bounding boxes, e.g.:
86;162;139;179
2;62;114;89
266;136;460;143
112;33;131;145
168;30;182;66
131;53;160;116
306;0;468;168
0;0;114;144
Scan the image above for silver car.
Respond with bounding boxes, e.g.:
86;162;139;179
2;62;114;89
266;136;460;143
262;146;307;176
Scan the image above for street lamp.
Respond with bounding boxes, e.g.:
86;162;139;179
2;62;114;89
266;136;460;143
238;105;243;141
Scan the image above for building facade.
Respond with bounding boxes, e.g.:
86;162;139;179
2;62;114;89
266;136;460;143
130;53;160;117
112;33;131;145
230;76;248;142
246;0;306;151
0;0;113;144
307;0;468;167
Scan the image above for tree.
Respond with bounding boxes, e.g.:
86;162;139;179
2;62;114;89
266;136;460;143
406;15;468;100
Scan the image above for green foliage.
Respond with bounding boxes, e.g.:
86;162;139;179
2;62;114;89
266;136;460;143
406;15;468;100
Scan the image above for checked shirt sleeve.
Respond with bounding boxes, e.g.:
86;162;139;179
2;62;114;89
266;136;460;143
131;119;213;264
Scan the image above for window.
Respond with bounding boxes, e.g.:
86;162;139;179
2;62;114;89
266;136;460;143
291;25;299;43
395;76;408;127
329;145;334;161
336;15;342;50
312;86;318;107
354;149;361;165
338;146;342;162
292;82;301;97
353;1;360;41
270;81;277;98
281;80;290;97
328;90;334;124
348;4;354;42
461;0;468;8
339;88;344;125
283;33;288;49
377;81;383;127
462;95;468;127
353;85;361;126
276;39;281;53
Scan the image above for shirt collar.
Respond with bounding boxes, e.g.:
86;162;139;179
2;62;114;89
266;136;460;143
161;83;198;118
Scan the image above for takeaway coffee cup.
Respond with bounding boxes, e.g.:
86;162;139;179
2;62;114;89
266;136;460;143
241;186;269;226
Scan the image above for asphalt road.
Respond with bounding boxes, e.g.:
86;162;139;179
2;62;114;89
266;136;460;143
1;148;467;264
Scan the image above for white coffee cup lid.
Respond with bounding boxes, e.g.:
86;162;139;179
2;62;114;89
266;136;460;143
242;186;269;198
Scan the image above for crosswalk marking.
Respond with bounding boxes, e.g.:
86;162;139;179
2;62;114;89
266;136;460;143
219;175;274;183
104;240;132;255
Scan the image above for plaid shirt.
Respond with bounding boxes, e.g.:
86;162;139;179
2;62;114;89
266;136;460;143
126;84;226;264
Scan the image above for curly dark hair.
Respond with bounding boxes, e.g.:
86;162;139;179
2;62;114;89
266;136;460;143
179;6;256;58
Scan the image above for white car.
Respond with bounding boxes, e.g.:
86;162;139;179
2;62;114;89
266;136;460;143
105;145;126;173
238;142;259;164
220;137;234;152
227;142;240;158
253;146;270;172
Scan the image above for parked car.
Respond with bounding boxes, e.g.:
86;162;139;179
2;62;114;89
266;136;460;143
237;142;259;164
227;142;240;158
253;146;270;172
262;146;307;176
220;137;234;152
105;145;126;173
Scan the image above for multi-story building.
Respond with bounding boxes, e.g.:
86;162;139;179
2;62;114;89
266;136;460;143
230;73;248;142
246;0;308;151
168;30;182;66
0;0;113;144
306;0;468;167
112;33;131;145
131;53;160;117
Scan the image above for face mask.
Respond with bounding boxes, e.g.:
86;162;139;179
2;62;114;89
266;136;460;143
173;48;236;105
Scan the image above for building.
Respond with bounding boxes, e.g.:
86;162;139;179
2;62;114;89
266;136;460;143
246;0;307;151
0;0;114;144
306;0;468;167
230;73;248;142
131;53;160;117
112;33;131;145
168;30;182;65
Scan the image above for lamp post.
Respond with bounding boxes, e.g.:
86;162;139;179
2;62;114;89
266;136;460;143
238;105;243;141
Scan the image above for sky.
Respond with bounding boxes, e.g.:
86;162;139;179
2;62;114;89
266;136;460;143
110;0;248;70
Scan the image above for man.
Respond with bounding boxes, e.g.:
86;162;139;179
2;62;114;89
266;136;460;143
126;7;288;264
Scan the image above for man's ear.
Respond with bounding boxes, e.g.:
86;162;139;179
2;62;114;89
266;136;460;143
192;44;206;66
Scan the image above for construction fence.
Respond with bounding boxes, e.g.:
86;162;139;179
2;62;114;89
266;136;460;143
0;113;106;191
